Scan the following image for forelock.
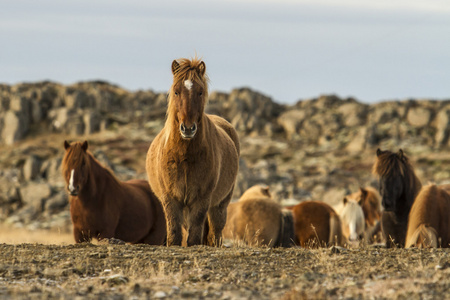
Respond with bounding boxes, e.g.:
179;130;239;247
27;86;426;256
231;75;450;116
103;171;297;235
372;151;410;178
172;58;209;90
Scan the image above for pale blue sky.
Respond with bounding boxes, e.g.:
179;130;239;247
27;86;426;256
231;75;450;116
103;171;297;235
1;0;449;103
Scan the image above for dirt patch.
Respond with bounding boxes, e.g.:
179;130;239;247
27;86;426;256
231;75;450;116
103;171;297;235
0;243;448;299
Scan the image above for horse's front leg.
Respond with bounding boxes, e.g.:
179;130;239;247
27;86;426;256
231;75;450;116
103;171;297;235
186;203;209;246
73;227;91;243
162;199;184;246
381;211;406;248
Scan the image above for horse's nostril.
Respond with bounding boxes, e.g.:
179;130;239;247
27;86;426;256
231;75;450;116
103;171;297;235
191;123;197;132
180;123;186;132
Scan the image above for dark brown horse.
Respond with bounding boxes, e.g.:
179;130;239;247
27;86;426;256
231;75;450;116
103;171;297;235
146;58;240;246
223;185;294;247
288;201;346;248
62;141;166;244
405;184;450;248
372;149;422;247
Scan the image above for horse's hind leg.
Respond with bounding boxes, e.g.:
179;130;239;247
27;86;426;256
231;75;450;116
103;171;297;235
206;190;233;247
186;204;209;246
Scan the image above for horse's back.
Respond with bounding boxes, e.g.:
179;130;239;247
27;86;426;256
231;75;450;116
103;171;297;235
291;201;343;247
406;184;450;248
223;197;282;247
207;114;240;156
204;114;240;203
117;179;166;245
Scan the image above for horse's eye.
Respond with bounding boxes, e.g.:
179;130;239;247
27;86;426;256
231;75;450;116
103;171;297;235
199;91;203;97
174;91;179;96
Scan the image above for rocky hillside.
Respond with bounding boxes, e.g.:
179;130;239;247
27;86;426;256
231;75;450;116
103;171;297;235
0;81;449;232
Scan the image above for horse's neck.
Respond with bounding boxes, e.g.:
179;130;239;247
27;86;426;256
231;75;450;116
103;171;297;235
397;172;422;220
79;156;119;203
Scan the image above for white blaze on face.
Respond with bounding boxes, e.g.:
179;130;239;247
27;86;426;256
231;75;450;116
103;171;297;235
184;79;193;91
349;222;357;241
69;169;75;191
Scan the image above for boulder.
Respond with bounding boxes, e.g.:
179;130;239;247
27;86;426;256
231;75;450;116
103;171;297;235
83;110;102;135
19;182;53;213
23;155;41;181
1;111;28;145
407;107;432;127
434;109;450;147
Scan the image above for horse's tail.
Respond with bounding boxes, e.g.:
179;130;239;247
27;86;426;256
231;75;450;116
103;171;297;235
405;224;438;248
328;213;345;247
276;210;295;247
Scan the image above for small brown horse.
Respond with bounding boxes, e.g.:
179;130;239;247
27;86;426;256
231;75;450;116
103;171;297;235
62;141;166;244
373;149;422;247
405;184;450;248
146;58;240;246
223;185;294;247
288;201;346;248
345;186;383;243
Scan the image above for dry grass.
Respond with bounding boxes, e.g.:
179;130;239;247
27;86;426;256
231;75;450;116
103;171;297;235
0;225;74;245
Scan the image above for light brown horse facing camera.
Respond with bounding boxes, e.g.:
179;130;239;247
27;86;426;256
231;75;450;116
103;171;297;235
345;186;383;243
405;184;450;248
338;197;365;242
288;201;346;248
373;149;422;248
146;57;240;247
62;141;166;245
223;185;295;247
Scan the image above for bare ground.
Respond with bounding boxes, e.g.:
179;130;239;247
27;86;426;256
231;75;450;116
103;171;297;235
0;240;449;300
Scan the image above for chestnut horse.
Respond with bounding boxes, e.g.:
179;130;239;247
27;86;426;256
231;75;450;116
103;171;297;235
146;58;240;246
405;184;450;248
338;197;365;242
288;201;346;248
223;185;294;247
372;149;422;248
62;141;166;244
345;186;383;243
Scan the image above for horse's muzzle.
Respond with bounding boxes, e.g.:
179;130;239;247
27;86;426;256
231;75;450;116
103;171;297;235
180;122;197;139
68;186;79;196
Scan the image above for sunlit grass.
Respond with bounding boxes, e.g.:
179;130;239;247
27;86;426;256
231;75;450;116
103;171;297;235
0;225;74;245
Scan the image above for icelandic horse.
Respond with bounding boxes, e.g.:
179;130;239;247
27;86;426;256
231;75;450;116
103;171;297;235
223;185;295;247
146;58;240;246
288;201;346;248
405;184;450;248
62;141;166;244
372;149;422;248
345;186;384;243
338;196;365;242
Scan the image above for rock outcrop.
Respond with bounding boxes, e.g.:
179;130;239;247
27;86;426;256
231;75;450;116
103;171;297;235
0;81;448;232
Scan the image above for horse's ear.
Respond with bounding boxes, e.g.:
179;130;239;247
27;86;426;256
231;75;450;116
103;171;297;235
262;186;271;197
64;140;70;150
197;61;206;76
397;149;404;160
82;141;88;152
360;187;368;198
172;60;180;75
376;148;382;157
